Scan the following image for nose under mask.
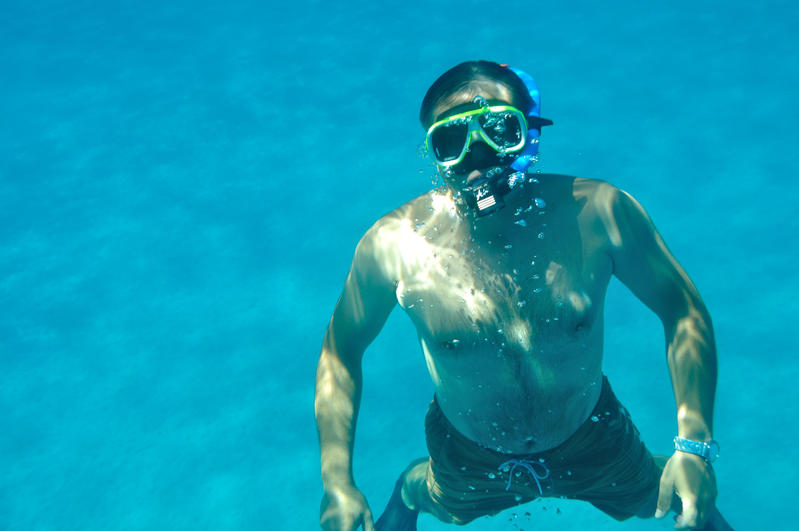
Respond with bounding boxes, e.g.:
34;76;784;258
450;141;510;175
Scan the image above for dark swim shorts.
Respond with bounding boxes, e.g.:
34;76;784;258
423;376;663;524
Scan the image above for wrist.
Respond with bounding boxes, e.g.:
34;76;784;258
322;475;356;491
677;406;712;441
321;461;355;491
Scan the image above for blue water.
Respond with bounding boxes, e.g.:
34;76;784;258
2;0;797;529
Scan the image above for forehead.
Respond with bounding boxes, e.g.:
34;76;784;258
431;81;521;123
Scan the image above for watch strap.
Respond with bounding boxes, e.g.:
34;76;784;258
673;436;720;463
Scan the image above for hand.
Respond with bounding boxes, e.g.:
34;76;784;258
320;484;375;531
655;451;717;529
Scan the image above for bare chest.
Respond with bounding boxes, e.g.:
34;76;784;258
395;212;612;353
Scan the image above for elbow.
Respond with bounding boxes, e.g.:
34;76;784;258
665;313;717;370
663;295;715;351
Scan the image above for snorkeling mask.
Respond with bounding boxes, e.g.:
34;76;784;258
425;103;530;167
425;65;553;216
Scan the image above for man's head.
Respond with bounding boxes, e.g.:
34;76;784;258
420;60;534;130
420;61;553;217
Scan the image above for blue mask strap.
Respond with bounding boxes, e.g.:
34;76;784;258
507;66;544;173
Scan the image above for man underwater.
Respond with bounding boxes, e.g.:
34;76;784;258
315;60;731;530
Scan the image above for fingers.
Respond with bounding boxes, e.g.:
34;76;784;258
363;508;375;531
655;471;674;518
674;498;697;529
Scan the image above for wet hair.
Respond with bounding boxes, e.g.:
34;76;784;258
419;60;534;128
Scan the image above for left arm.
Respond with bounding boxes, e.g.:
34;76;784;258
605;187;717;529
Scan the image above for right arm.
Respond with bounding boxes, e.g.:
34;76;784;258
315;226;398;531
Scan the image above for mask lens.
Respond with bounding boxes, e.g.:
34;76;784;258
478;112;524;150
430;121;469;163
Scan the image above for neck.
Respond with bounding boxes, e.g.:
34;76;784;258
451;170;540;237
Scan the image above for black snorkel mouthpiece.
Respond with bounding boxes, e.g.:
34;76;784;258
461;168;526;217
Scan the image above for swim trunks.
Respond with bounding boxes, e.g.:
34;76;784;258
423;376;662;524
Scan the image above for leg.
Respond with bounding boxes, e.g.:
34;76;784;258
399;458;446;517
376;457;460;530
375;458;429;531
702;507;734;531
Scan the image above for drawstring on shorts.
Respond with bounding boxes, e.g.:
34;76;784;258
498;459;550;494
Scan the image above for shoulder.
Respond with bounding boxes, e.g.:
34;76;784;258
533;173;624;216
531;173;623;207
539;174;652;247
570;176;623;206
354;189;458;277
566;176;645;218
360;189;458;245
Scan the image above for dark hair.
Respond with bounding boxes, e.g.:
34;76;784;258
419;60;534;128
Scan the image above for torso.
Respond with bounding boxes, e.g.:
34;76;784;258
375;174;616;453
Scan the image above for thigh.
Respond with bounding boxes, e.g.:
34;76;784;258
563;389;662;521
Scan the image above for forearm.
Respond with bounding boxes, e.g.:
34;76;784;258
315;345;363;490
666;310;717;440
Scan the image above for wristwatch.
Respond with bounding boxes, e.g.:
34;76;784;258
673;436;720;463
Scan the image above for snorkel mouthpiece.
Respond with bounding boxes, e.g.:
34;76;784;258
462;168;526;217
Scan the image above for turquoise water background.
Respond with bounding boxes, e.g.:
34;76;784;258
2;0;797;529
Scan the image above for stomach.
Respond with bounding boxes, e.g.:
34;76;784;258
420;328;604;454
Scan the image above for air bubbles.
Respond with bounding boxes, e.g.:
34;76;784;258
537;232;545;239
534;197;546;208
515;219;527;227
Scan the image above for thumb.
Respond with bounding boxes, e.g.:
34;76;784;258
655;471;674;518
